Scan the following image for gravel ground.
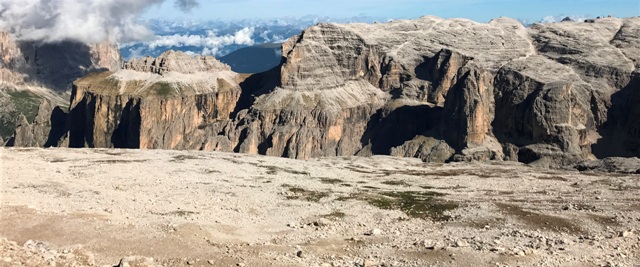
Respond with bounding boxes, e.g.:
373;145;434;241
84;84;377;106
1;147;639;267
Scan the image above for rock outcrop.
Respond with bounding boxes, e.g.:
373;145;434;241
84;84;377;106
16;16;640;168
68;51;243;150
1;32;121;143
0;32;121;91
6;100;68;147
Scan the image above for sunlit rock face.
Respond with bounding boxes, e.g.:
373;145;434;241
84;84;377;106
13;16;640;167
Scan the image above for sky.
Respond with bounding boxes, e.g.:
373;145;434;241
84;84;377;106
145;0;640;22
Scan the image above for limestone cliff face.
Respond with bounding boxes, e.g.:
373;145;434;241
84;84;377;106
68;51;242;150
0;32;121;91
1;32;122;144
21;16;640;167
7;100;68;148
123;51;231;74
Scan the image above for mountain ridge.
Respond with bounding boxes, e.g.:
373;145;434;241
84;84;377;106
5;16;640;168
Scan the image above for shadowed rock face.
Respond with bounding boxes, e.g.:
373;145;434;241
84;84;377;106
1;32;121;144
11;16;640;168
0;32;121;92
68;51;243;150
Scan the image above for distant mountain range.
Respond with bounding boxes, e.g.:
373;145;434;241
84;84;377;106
119;15;602;74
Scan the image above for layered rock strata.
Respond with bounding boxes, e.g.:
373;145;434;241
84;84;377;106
68;51;243;150
1;32;121;143
14;16;640;167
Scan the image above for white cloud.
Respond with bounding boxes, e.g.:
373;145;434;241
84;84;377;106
125;27;255;56
0;0;200;43
540;15;589;24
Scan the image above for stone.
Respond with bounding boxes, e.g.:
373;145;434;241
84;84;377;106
454;240;469;247
313;218;331;227
620;231;634;238
116;256;155;267
576;158;640;174
366;229;383;236
363;259;377;267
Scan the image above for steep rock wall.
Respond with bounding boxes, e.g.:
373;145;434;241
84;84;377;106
14;17;640;167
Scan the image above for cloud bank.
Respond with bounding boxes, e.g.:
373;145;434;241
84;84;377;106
143;27;256;56
0;0;199;43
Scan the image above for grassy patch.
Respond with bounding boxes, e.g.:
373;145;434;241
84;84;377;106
320;178;344;184
495;203;583;234
152;82;174;96
203;169;221;174
367;191;456;221
538;176;569;182
335;190;457;221
0;90;41;138
262;165;310;176
282;184;328;202
8;91;41;123
381;180;411;187
321;211;347;220
171;154;201;162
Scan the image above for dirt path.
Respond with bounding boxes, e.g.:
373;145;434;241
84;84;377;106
1;148;639;266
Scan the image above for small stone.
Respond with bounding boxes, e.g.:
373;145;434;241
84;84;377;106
363;259;377;267
417;240;437;249
287;222;297;228
366;229;382;236
455;240;469;247
207;260;215;265
117;256;155;267
236;263;246;267
313;218;331;227
620;230;633;238
187;259;195;265
296;250;303;258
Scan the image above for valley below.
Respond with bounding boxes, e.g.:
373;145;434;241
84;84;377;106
1;148;639;267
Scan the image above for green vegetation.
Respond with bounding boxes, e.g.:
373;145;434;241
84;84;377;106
262;165;310;176
319;178;344;184
0;90;42;139
321;210;347;220
171;154;201;162
152;82;173;96
495;203;583;234
9;90;41;123
281;184;329;202
381;180;411;186
336;190;458;221
367;191;457;221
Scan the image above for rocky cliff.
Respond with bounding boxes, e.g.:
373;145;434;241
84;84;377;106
17;16;640;167
68;51;243;150
1;32;121;144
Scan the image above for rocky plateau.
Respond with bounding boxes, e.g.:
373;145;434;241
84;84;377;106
1;148;640;267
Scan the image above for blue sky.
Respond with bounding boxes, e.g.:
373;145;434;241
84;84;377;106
145;0;640;22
